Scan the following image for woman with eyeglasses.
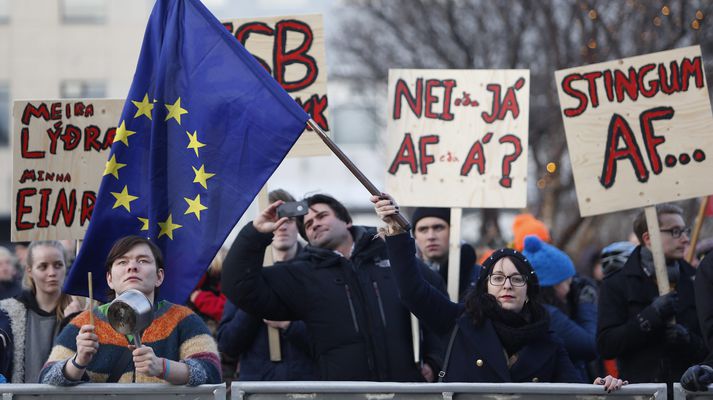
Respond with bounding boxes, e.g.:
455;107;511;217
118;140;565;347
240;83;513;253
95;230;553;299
371;195;624;391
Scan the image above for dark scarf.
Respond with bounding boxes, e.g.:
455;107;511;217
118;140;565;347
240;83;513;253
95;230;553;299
480;293;549;356
639;246;680;283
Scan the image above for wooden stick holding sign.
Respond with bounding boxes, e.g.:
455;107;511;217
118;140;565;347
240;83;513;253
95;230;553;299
306;119;411;231
686;196;710;263
447;208;463;302
644;207;672;296
257;186;282;362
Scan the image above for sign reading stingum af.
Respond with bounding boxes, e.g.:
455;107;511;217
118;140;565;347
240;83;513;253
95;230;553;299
556;46;713;216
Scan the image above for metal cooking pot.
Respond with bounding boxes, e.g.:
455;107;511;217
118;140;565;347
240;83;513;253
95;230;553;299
107;289;154;347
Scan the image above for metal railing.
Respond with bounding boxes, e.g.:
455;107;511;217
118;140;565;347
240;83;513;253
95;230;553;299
232;382;667;400
0;383;225;400
673;383;713;400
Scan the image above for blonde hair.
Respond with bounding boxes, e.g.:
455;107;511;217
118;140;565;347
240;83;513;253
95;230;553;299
24;241;73;323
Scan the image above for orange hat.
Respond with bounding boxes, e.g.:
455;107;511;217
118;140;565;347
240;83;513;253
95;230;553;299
512;213;551;251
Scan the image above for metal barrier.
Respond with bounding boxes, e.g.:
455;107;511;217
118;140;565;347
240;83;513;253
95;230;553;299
232;382;667;400
0;383;226;400
673;383;713;400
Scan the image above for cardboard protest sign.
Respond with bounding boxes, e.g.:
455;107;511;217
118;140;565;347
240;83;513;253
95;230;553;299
386;69;529;208
222;14;330;157
556;46;713;217
12;99;123;241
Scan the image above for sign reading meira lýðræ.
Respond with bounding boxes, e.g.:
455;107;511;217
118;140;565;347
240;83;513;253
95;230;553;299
11;14;329;241
222;14;330;157
11;99;124;241
555;46;713;217
386;69;529;208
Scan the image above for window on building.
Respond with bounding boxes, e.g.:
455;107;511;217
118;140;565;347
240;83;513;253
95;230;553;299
60;80;106;98
0;83;9;146
61;0;107;24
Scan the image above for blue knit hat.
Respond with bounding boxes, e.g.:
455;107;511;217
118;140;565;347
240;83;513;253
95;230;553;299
521;235;575;287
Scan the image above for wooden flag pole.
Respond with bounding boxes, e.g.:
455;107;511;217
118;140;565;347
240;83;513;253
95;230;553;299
686;196;710;263
257;185;282;362
447;208;463;302
88;272;94;326
307;119;411;231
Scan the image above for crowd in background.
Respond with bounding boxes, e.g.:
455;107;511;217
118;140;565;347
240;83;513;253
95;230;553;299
0;192;711;393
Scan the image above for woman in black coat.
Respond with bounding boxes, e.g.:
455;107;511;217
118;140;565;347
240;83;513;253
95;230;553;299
371;195;624;391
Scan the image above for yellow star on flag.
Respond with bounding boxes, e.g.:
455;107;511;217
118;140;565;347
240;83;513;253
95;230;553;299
184;194;208;220
165;97;188;124
132;94;154;120
158;214;182;240
138;217;149;231
192;164;215;189
111;185;138;212
103;154;126;179
186;130;206;157
114;121;137;147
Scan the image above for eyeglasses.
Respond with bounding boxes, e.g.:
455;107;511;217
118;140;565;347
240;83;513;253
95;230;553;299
489;273;527;287
660;227;691;239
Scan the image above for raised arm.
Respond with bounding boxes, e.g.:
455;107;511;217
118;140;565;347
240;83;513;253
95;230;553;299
221;201;296;321
371;195;461;334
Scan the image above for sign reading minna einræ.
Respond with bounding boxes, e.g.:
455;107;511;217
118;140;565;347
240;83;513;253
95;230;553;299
12;99;124;241
556;46;713;217
386;69;530;208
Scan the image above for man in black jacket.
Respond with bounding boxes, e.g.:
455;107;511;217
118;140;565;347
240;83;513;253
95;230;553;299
597;204;706;386
681;249;713;391
222;194;446;381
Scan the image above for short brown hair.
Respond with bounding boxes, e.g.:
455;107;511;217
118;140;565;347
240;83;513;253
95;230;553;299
105;236;164;299
633;203;684;244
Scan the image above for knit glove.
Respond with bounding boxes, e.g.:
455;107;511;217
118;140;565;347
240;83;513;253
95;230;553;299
681;365;713;392
665;323;691;345
636;292;677;332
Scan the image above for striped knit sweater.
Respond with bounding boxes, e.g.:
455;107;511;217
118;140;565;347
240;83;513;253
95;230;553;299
39;301;221;386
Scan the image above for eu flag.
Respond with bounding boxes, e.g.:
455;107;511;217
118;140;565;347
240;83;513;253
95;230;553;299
64;0;309;303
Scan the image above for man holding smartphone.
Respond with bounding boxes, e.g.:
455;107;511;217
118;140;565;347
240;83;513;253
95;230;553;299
217;189;317;381
222;194;446;382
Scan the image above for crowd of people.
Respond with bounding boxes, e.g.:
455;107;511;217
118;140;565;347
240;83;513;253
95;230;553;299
0;190;711;394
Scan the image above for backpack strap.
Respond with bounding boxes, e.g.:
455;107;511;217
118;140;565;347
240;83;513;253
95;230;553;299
437;324;459;382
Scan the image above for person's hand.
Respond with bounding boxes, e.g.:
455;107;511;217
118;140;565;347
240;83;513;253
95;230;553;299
665;323;691;345
681;364;713;391
420;363;434;382
594;375;627;393
253;200;289;234
637;292;678;331
369;193;404;235
263;319;290;330
63;296;84;316
130;345;163;377
189;290;200;303
75;324;98;366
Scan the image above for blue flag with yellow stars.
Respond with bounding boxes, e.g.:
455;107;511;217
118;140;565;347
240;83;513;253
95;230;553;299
65;0;309;303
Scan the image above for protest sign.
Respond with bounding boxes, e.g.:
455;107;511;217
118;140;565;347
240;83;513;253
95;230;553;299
386;69;529;208
555;46;713;217
11;99;123;240
222;14;330;157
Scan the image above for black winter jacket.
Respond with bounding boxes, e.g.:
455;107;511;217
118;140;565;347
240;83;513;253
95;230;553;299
596;246;705;383
385;233;582;383
221;223;447;381
695;250;713;367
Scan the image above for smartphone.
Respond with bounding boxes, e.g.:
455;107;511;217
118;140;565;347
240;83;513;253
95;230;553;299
277;201;309;219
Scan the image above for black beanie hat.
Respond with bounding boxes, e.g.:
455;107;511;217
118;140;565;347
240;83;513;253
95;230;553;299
411;207;451;232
